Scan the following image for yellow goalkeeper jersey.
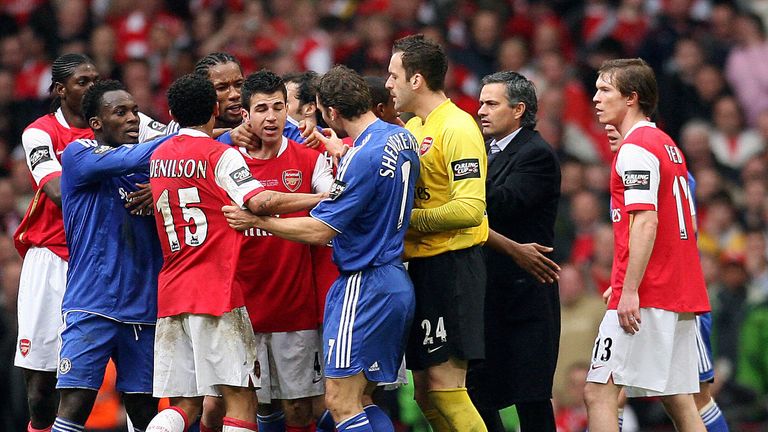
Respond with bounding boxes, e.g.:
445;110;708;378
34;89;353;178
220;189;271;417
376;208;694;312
404;99;488;259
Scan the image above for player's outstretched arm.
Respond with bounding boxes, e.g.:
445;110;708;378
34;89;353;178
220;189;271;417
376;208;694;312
222;205;335;245
618;209;658;334
486;229;560;283
62;136;170;188
245;190;327;216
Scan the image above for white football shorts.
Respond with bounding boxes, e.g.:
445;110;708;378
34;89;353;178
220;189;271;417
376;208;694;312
15;247;67;371
586;308;699;397
254;329;325;403
153;307;259;397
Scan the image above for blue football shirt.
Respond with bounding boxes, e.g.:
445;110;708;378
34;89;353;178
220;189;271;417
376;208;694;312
60;136;171;323
310;119;420;272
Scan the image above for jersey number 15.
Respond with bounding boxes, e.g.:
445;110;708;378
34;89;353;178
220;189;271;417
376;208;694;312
155;187;208;252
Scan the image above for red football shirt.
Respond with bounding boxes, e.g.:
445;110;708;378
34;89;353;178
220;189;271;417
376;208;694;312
237;138;333;332
14;110;92;260
309;137;351;323
150;129;265;317
608;121;710;313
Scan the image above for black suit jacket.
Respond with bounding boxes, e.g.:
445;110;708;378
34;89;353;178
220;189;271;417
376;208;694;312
469;127;562;408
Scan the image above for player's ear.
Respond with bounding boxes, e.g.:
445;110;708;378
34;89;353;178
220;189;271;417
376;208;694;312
241;107;249;122
411;73;422;90
303;102;316;117
627;91;639;106
213;101;220;118
514;101;526;120
54;82;66;99
89;116;101;131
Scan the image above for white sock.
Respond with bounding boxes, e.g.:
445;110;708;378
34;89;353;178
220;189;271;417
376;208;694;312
146;407;187;432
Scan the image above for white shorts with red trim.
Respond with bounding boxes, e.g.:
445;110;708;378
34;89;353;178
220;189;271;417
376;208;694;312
14;247;67;371
254;329;325;403
153;307;260;397
586;308;699;397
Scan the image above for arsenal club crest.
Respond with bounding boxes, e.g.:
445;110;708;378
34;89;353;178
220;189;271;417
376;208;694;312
19;339;30;357
282;169;302;192
420;137;433;155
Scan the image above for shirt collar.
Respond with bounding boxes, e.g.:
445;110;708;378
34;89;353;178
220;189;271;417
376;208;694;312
178;128;211;138
624;120;656;139
490;127;523;152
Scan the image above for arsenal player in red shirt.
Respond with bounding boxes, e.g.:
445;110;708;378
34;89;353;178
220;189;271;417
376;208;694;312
585;58;710;432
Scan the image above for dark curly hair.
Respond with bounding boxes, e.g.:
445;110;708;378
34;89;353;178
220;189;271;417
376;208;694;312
315;65;371;120
81;79;125;122
241;70;287;110
168;74;217;127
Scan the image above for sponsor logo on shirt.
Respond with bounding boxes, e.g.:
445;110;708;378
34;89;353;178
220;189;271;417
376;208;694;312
148;120;165;132
29;146;52;170
93;145;115;155
19;339;30;357
451;158;481;180
282;169;302;192
329;179;347;200
229;167;254;186
623;170;650;190
419;137;433;155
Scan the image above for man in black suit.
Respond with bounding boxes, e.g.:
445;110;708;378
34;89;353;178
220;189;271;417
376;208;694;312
468;71;562;432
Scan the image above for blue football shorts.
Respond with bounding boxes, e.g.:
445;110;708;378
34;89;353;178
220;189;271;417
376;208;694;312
57;311;154;393
323;263;415;383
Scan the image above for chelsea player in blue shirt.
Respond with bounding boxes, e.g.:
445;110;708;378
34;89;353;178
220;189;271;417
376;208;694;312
53;80;171;432
223;65;420;432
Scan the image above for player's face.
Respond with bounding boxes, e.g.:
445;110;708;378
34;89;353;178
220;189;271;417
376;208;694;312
386;52;413;113
95;90;140;146
478;82;521;140
285;81;303;121
61;63;100;115
605;124;622;153
316;96;347;138
208;62;244;128
593;73;627;126
376;96;400;125
245;90;287;146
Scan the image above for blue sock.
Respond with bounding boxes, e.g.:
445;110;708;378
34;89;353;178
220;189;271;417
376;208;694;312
317;409;335;432
701;400;729;432
363;405;394;432
52;418;85;432
258;410;286;432
336;412;372;432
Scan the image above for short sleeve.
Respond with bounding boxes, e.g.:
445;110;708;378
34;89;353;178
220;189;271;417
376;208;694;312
615;143;660;211
138;112;167;141
310;146;374;233
22;128;62;186
214;147;265;206
311;153;334;193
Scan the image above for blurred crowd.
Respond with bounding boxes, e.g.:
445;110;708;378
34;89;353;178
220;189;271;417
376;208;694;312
1;0;768;430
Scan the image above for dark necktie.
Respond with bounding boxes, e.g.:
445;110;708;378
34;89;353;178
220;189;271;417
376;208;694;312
488;142;502;164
